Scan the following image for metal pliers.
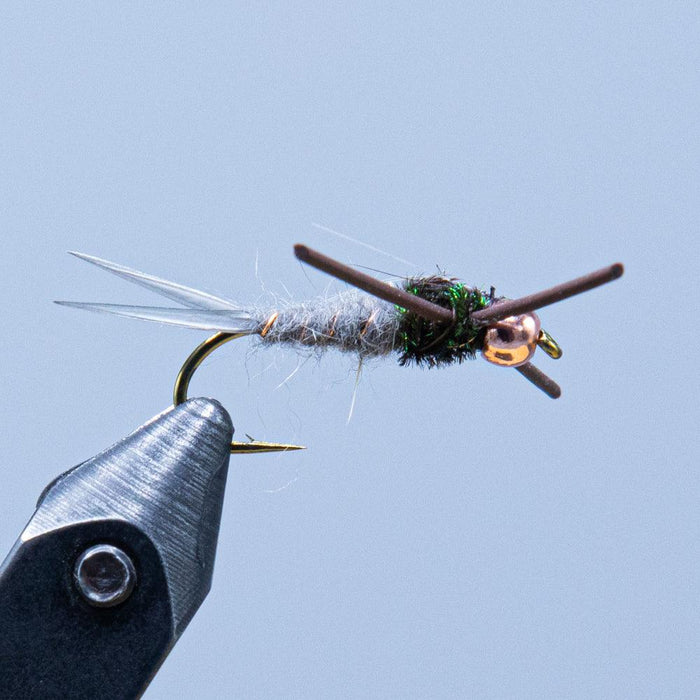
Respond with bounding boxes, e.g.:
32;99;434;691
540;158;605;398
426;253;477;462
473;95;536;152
0;398;233;699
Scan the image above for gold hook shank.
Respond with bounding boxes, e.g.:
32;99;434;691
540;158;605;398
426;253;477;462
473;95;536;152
174;331;305;454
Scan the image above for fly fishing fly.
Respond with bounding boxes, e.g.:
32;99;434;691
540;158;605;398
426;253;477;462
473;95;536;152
57;244;623;452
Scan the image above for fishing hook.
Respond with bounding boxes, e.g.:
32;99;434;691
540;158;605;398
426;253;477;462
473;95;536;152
173;331;305;454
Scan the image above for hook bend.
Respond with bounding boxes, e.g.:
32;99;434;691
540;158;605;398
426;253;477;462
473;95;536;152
174;331;305;454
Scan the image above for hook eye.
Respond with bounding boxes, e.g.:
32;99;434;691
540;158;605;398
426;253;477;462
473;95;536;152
537;329;563;359
173;332;305;454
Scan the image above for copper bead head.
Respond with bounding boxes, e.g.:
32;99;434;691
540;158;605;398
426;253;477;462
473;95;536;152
481;312;541;367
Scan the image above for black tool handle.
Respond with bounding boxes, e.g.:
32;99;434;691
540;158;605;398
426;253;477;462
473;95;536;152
0;520;174;700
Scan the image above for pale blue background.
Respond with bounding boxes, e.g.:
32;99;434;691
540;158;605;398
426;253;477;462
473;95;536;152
1;3;698;698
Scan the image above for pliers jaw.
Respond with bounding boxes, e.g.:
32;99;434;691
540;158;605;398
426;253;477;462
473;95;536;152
0;398;233;698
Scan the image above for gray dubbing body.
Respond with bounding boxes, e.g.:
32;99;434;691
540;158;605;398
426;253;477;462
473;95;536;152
253;288;399;357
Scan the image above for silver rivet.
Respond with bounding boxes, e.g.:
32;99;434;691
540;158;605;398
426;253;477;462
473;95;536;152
74;544;136;608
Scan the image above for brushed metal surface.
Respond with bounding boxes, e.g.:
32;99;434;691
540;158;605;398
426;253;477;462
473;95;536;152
22;397;233;635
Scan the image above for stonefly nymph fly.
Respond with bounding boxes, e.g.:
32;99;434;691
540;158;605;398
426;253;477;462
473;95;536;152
57;245;624;453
